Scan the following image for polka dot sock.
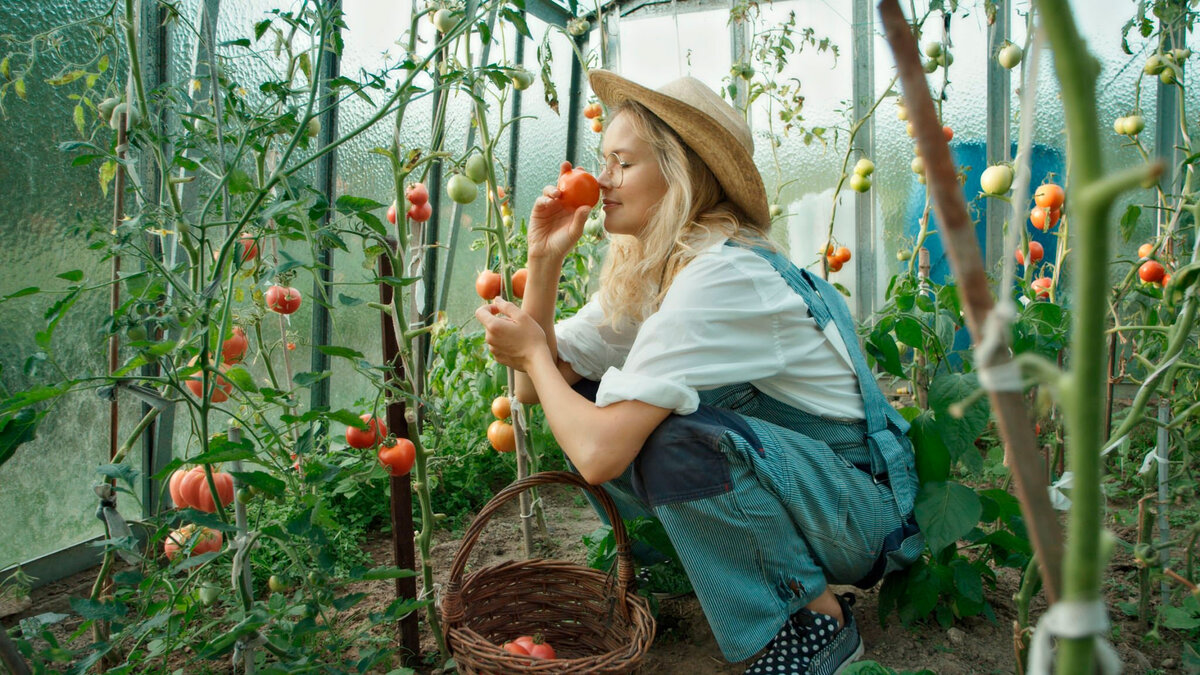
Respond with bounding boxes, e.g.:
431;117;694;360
743;594;863;675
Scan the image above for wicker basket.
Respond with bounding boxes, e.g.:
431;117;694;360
440;471;656;674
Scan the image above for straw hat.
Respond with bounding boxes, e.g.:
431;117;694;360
588;69;770;226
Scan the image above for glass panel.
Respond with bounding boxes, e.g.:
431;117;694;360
0;0;145;568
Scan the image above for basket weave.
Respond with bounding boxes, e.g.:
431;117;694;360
440;471;656;674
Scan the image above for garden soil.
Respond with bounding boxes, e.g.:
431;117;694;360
4;484;1187;674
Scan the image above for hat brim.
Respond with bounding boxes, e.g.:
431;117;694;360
588;70;770;227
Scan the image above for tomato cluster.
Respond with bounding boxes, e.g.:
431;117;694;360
475;268;528;301
169;466;236;512
1136;242;1171;286
1031;184;1064;232
584;102;603;132
824;244;852;273
488;395;516;453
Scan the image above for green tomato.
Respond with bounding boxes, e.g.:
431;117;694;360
446;174;478;204
464;154;488;183
126;325;148;341
768;204;784;218
236;487;253;504
306;117;321;138
584;217;604;237
997;43;1023;70
433;8;457;33
98;97;121;123
979;164;1014;196
268;575;290;593
849;173;871;193
896;105;909;121
1125;114;1145;135
923;59;939;74
938;51;954;67
853;158;875;177
1160;66;1178;85
566;18;590;36
1173;48;1192;62
1113;116;1128;135
896;249;913;262
198;584;221;605
924;42;943;59
1144;54;1165;75
510;69;535;91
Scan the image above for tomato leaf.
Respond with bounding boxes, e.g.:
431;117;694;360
0;408;39;468
189;438;256;465
929;372;989;463
229;470;285;497
352;566;418;581
1119;204;1141;243
908;411;950;485
70;597;128;621
315;345;364;360
96;463;139;490
223;366;258;394
914;480;981;553
293;371;330;388
3;286;40;300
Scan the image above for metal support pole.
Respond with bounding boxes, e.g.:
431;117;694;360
985;0;1011;271
1156;399;1170;605
729;0;750;111
309;0;341;414
851;0;875;319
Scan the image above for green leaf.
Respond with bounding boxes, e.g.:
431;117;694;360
865;332;904;377
914;481;981;553
0;408;39;467
1161;605;1200;630
189;437;256;464
229;470;285;496
73;103;85;136
14;78;26;99
315;345;364;360
1119;204;1141;242
99;160;117;197
338;293;364;306
254;19;271;41
223;366;258;394
96;463;139;489
929;373;989;463
3;286;40;300
908;411;950;484
57;270;84;282
293;371;330;388
949;558;983;603
894;316;925;349
70;597;127;620
352;566;418;581
227;167;253;194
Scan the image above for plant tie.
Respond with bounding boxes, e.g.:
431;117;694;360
1027;599;1121;674
973;304;1023;393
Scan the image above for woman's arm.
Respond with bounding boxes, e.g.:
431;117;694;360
477;299;671;484
512;259;581;404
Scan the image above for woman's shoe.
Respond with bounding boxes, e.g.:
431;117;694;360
743;593;863;675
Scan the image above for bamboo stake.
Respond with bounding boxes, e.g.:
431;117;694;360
878;0;1064;603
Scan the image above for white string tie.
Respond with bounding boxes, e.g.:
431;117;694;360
1027;600;1122;674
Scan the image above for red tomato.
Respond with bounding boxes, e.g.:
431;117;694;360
833;246;852;264
406;182;429;206
221;326;249;364
1031;277;1053;299
502;641;530;656
1034;183;1065;210
387;201;398;225
169;468;189;507
378;438;416;477
237;236;258;264
942;125;954;142
557;166;600;209
529;643;556;659
407;201;433;222
476;270;502;300
514;636;536;652
185;358;232;403
1139;259;1166;284
511;268;528;299
1015;241;1044;266
826;256;843;273
164;524;222;561
1029;206;1061;232
183;468;235;512
583;102;603;119
591;118;603;133
347;414;387;449
265;285;302;314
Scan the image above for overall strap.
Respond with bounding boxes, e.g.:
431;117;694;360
725;240;917;513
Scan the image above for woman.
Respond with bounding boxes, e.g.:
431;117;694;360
474;70;922;675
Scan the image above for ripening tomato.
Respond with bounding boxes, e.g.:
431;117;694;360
1137;242;1155;259
503;641;530;656
406;182;429;206
488;420;516;453
1139;259;1166;284
407;201;433;223
164;524;222;561
378;438;416;477
185;357;233;403
558;166;600;210
833;246;852;264
528;642;557;660
491;396;511;420
1031;277;1053;299
476;270;502;300
1015;241;1044;266
1029;206;1061;232
583;102;603;119
265;285;302;314
347;414;387;449
826;256;843;273
387;201;398;225
511;268;528;299
942;126;954;142
221;326;249;364
237;236;258;264
1034;183;1065;210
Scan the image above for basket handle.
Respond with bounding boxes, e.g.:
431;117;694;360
440;470;638;625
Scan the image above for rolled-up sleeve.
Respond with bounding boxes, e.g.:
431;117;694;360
554;298;636;381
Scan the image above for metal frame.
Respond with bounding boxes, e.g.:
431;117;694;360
851;0;876;319
984;0;1011;270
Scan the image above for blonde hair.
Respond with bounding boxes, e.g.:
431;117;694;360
597;102;773;330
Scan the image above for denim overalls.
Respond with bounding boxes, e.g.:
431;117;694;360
573;241;924;662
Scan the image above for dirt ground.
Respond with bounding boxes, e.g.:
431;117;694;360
4;483;1190;674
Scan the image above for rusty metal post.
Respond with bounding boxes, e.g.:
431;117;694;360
378;239;419;664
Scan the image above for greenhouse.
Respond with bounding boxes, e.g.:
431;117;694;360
1;0;1198;672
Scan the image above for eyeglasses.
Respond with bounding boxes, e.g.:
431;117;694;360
601;152;631;189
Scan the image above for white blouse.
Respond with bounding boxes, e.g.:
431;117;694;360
555;239;867;420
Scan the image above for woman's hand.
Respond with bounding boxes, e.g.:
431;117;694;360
474;298;550;373
527;161;591;262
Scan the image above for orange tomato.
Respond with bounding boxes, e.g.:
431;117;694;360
488;420;516;453
942;125;954;142
476;270;502;300
511;268;528;299
557;166;600;209
826;256;843;273
1137;242;1155;259
1015;241;1044;266
583;102;603;119
1034;183;1065;210
833;246;852;264
1139;259;1166;284
163;524;222;561
185;357;233;403
491;396;511;420
1029;206;1061;232
591;118;603;133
